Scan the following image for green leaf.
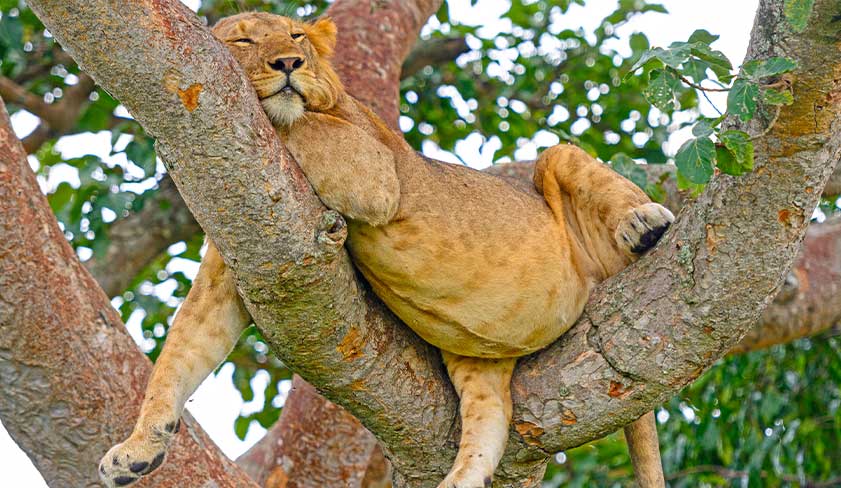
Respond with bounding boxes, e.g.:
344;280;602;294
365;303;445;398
742;57;797;80
727;78;760;122
644;68;681;111
676;170;706;196
692;120;714;138
784;0;815;32
674;136;715;184
716;145;738;176
720;130;754;172
610;153;648;190
762;88;794;105
48;182;74;213
658;44;693;69
683;58;710;82
688;29;720;45
690;45;732;72
629;33;649;54
234;416;251;441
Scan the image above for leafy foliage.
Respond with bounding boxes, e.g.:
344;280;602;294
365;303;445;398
630;29;796;187
545;336;841;487
1;0;838;485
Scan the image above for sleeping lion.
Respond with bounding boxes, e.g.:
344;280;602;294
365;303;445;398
99;12;674;488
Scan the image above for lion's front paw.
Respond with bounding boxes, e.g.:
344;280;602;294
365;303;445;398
615;202;674;255
98;420;180;487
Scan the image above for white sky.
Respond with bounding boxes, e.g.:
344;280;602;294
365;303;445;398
1;1;759;486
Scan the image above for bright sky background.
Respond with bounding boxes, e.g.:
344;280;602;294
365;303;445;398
0;0;759;486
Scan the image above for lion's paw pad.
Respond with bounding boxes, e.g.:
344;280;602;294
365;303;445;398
615;202;674;255
98;422;179;488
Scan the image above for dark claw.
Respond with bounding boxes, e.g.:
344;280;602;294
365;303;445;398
114;476;137;486
145;452;165;474
129;461;149;474
165;419;181;433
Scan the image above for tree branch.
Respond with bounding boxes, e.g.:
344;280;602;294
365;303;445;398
24;1;841;487
0;97;258;487
401;36;469;79
236;375;380;487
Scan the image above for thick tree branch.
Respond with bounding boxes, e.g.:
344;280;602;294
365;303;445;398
24;1;841;487
0;97;258;487
329;0;443;129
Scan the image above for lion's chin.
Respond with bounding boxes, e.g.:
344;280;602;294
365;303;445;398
261;91;305;127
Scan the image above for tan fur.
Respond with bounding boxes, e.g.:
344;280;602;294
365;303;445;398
99;13;674;488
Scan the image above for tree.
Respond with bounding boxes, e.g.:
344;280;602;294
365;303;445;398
1;0;840;486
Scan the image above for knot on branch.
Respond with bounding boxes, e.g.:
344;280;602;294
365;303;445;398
316;210;347;253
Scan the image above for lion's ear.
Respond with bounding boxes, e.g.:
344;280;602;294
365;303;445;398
306;17;337;58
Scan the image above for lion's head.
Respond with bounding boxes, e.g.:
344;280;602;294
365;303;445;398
212;13;343;126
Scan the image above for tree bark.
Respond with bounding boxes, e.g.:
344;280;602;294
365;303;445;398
236;375;380;488
19;0;841;487
0;98;258;487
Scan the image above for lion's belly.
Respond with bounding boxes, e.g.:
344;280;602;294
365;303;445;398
346;206;588;358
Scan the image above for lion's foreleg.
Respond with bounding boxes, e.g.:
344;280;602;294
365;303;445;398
282;113;401;226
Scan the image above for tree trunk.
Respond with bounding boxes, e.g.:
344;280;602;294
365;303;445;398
0;98;258;487
15;0;841;486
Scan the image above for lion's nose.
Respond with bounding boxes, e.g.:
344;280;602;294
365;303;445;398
268;56;304;74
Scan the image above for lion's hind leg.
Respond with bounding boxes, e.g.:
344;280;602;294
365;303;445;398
439;352;516;488
534;144;674;261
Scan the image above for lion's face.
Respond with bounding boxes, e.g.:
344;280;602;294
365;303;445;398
212;13;342;126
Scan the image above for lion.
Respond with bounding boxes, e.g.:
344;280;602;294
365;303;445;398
99;12;674;488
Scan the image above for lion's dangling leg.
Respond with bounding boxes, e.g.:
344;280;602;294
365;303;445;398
99;241;250;487
625;411;665;487
438;352;516;488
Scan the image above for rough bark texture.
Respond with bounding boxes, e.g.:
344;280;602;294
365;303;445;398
734;215;841;353
19;0;841;487
0;98;258;488
401;36;469;79
232;2;444;486
237;375;380;488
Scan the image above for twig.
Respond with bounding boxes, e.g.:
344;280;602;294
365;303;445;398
679;74;730;92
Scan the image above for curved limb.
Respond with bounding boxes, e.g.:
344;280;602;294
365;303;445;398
534;144;673;272
624;412;665;488
99;240;251;487
280;111;401;227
